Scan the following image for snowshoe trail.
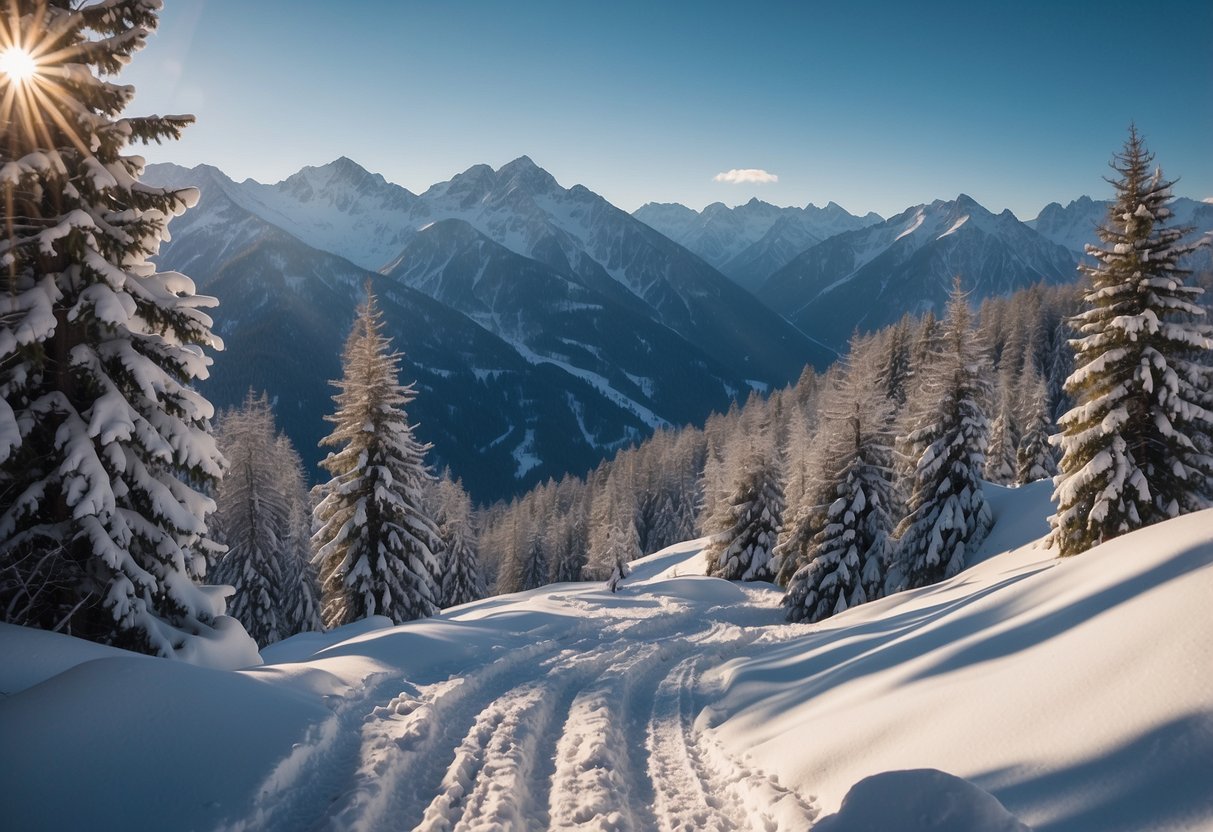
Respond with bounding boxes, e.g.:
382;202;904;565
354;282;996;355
223;575;818;832
647;656;817;832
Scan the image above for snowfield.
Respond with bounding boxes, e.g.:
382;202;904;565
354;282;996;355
1;482;1211;831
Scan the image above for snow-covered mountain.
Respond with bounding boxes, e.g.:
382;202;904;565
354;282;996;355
144;165;665;501
144;160;828;501
154;157;829;385
759;195;1079;350
634;198;883;290
1030;194;1213;272
401;157;832;381
4;486;1211;830
381;217;742;430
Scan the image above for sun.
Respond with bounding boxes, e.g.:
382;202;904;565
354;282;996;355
0;46;37;83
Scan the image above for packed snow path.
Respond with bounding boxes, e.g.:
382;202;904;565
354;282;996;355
225;547;817;832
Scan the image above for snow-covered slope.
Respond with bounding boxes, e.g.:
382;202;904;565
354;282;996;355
760;195;1079;349
634;198;883;290
228;157;419;272
3;485;1210;831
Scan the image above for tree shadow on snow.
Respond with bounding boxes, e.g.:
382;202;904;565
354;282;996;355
973;712;1213;832
904;542;1212;684
732;569;1051;709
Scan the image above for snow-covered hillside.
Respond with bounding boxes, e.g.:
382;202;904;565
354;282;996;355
1;484;1210;831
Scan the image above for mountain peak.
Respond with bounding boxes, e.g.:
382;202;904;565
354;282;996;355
327;155;368;174
500;154;538;171
496;155;559;195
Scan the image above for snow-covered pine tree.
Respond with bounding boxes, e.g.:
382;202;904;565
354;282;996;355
585;483;639;591
492;504;525;594
704;408;784;582
517;511;549;592
1015;370;1058;485
0;1;228;655
313;287;442;625
1050;128;1213;556
272;435;323;635
773;418;818;586
984;387;1017;485
432;475;485;608
784;357;895;623
888;279;993;593
548;475;589;583
875;316;913;407
210;392;290;646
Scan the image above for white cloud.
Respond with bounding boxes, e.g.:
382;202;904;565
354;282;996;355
713;168;778;185
1203;197;1213;204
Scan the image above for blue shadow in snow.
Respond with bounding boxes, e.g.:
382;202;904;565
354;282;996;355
975;712;1213;831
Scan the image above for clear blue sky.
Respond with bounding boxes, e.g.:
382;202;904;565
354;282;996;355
124;0;1213;219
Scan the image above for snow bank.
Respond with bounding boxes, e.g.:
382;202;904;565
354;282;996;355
0;655;335;832
709;501;1213;831
0;622;133;695
814;769;1031;832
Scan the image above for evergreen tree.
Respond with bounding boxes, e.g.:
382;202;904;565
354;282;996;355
517;511;549;592
585;481;639;591
0;2;227;655
495;504;548;593
273;435;323;635
784;369;894;623
1050;128;1213;556
889;280;993;593
984;387;1017;485
210;392;289;646
704;411;783;582
313;287;441;625
548;475;589;583
433;475;485;608
1015;371;1058;485
876;317;913;407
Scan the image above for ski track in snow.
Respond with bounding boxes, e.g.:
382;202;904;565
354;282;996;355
220;589;817;832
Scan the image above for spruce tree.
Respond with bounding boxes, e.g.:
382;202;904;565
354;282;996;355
432;475;485;608
784;370;894;623
586;484;639;591
1050;128;1213;556
1015;370;1058;485
0;2;228;655
704;411;783;582
313;287;442;625
517;515;549;592
889;280;993;593
210;392;290;646
272;435;323;635
984;387;1017;485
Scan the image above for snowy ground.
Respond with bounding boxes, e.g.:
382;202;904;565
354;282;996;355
2;481;1211;831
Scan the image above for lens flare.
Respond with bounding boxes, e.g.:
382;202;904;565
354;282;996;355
0;46;36;83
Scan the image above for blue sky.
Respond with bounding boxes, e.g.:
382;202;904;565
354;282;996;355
125;1;1213;219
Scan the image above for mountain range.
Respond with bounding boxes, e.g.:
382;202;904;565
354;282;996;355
634;198;883;291
145;158;830;502
146;156;1213;502
758;194;1081;347
1029;194;1213;271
